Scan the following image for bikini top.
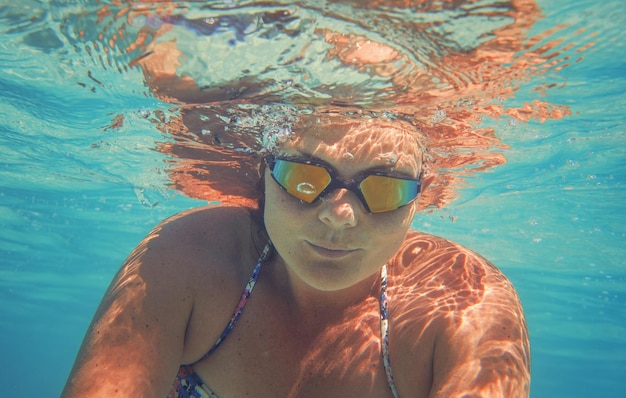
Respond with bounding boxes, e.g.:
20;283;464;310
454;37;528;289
167;241;400;398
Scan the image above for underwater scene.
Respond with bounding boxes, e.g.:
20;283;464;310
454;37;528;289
0;0;624;396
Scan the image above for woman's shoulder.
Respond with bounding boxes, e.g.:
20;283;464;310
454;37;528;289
390;231;530;395
390;230;522;319
154;205;256;244
395;230;506;281
148;206;270;363
127;205;260;285
388;231;529;388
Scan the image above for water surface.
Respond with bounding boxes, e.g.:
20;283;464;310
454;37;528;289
0;0;624;396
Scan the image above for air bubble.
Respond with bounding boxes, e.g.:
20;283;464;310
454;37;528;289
432;109;446;123
130;15;148;28
379;152;398;165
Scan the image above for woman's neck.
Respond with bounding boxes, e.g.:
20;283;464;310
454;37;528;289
268;256;381;331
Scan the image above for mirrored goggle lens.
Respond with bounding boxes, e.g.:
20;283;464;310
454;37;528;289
271;159;331;203
360;175;419;213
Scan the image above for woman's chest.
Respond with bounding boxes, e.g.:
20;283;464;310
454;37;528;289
186;297;433;398
192;323;396;398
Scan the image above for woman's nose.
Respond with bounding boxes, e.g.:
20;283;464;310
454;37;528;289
317;189;360;228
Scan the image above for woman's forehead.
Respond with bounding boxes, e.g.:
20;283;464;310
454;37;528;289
281;117;423;171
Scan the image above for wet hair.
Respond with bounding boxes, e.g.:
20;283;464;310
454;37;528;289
100;0;571;213
137;0;571;213
157;105;485;211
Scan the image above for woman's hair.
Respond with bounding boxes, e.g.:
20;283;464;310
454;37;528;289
129;0;572;212
156;105;498;211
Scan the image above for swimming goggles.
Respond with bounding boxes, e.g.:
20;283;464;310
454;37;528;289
267;155;421;213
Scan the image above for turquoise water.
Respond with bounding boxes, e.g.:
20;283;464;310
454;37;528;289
1;0;624;397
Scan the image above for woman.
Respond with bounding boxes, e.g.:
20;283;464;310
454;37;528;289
62;114;530;397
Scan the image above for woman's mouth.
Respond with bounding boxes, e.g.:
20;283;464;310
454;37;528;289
306;241;358;258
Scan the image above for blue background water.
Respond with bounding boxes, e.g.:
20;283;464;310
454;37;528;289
1;0;624;397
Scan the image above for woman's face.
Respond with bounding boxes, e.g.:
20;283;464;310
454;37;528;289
264;118;422;292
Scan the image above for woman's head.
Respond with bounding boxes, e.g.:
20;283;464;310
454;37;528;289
263;115;424;291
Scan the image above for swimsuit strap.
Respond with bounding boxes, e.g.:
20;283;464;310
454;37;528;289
380;263;401;398
196;241;273;363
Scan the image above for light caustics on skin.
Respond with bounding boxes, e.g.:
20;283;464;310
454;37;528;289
388;232;531;396
81;0;589;211
65;230;156;396
68;1;553;395
271;231;531;397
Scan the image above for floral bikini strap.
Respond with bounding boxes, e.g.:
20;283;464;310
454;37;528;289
197;241;273;363
380;263;401;398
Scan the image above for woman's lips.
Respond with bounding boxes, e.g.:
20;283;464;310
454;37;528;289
306;241;358;258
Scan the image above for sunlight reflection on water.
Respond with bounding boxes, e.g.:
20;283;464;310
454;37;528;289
0;0;624;397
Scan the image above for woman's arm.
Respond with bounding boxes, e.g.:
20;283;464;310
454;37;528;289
430;275;531;398
62;222;196;397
